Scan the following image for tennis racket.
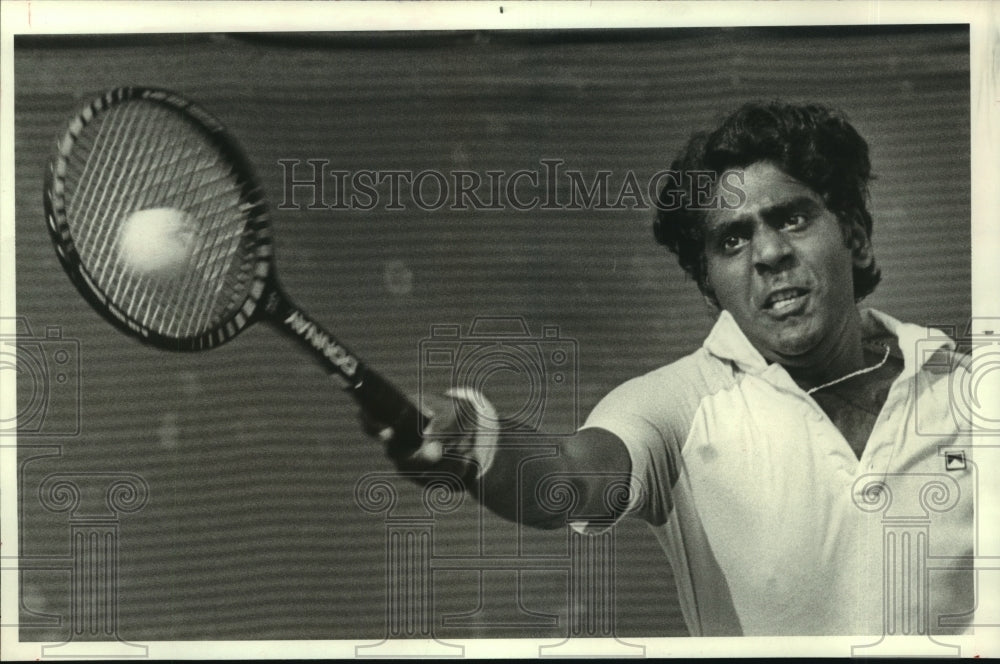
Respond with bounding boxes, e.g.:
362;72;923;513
43;86;426;456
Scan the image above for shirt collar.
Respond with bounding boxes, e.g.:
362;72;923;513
702;310;768;374
861;308;955;378
702;308;956;378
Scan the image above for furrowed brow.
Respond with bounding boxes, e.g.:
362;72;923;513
760;196;824;224
705;218;753;244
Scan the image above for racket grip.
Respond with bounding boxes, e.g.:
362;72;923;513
350;367;427;457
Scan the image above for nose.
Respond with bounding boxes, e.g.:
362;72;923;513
752;225;794;274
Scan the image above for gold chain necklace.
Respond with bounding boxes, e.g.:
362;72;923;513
806;344;891;395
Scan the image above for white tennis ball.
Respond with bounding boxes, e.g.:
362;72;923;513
118;207;196;279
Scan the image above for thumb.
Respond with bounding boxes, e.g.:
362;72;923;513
438;387;499;477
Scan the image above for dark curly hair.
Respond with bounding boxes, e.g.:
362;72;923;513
653;101;881;304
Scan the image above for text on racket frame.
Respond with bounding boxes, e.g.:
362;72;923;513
284;311;359;377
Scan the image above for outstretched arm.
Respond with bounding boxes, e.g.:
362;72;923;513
470;426;633;529
363;390;633;530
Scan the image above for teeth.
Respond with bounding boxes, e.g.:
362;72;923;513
772;297;799;312
767;290;804;310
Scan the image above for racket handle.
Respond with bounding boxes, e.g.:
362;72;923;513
267;295;427;454
350;367;427;457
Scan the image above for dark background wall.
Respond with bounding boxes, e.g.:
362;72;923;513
15;26;969;641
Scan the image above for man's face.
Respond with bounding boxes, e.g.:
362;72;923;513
703;161;864;366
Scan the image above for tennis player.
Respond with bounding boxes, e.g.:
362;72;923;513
368;101;974;636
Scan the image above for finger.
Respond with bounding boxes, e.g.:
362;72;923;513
418;395;457;435
413;439;443;464
357;409;390;438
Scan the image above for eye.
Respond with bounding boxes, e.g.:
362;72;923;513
720;234;748;253
783;213;809;229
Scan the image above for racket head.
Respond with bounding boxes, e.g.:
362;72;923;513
44;87;274;351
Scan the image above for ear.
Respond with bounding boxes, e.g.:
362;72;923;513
847;219;874;269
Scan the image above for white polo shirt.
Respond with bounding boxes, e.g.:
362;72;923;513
582;309;974;636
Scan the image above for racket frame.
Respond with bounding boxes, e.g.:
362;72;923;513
44;86;273;352
45;86;428;451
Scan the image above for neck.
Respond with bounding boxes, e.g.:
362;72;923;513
783;309;868;392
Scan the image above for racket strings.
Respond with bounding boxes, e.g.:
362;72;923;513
61;100;259;338
98;106;181;303
72;103;201;323
70;100;146;261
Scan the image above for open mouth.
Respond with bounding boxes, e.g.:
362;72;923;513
763;287;809;314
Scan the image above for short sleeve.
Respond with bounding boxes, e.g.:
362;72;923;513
580;375;687;527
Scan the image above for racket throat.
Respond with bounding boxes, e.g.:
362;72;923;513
270;297;360;385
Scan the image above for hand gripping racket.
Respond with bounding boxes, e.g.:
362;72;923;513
43;86;426;457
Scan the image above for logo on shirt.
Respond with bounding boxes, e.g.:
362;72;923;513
944;451;966;471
